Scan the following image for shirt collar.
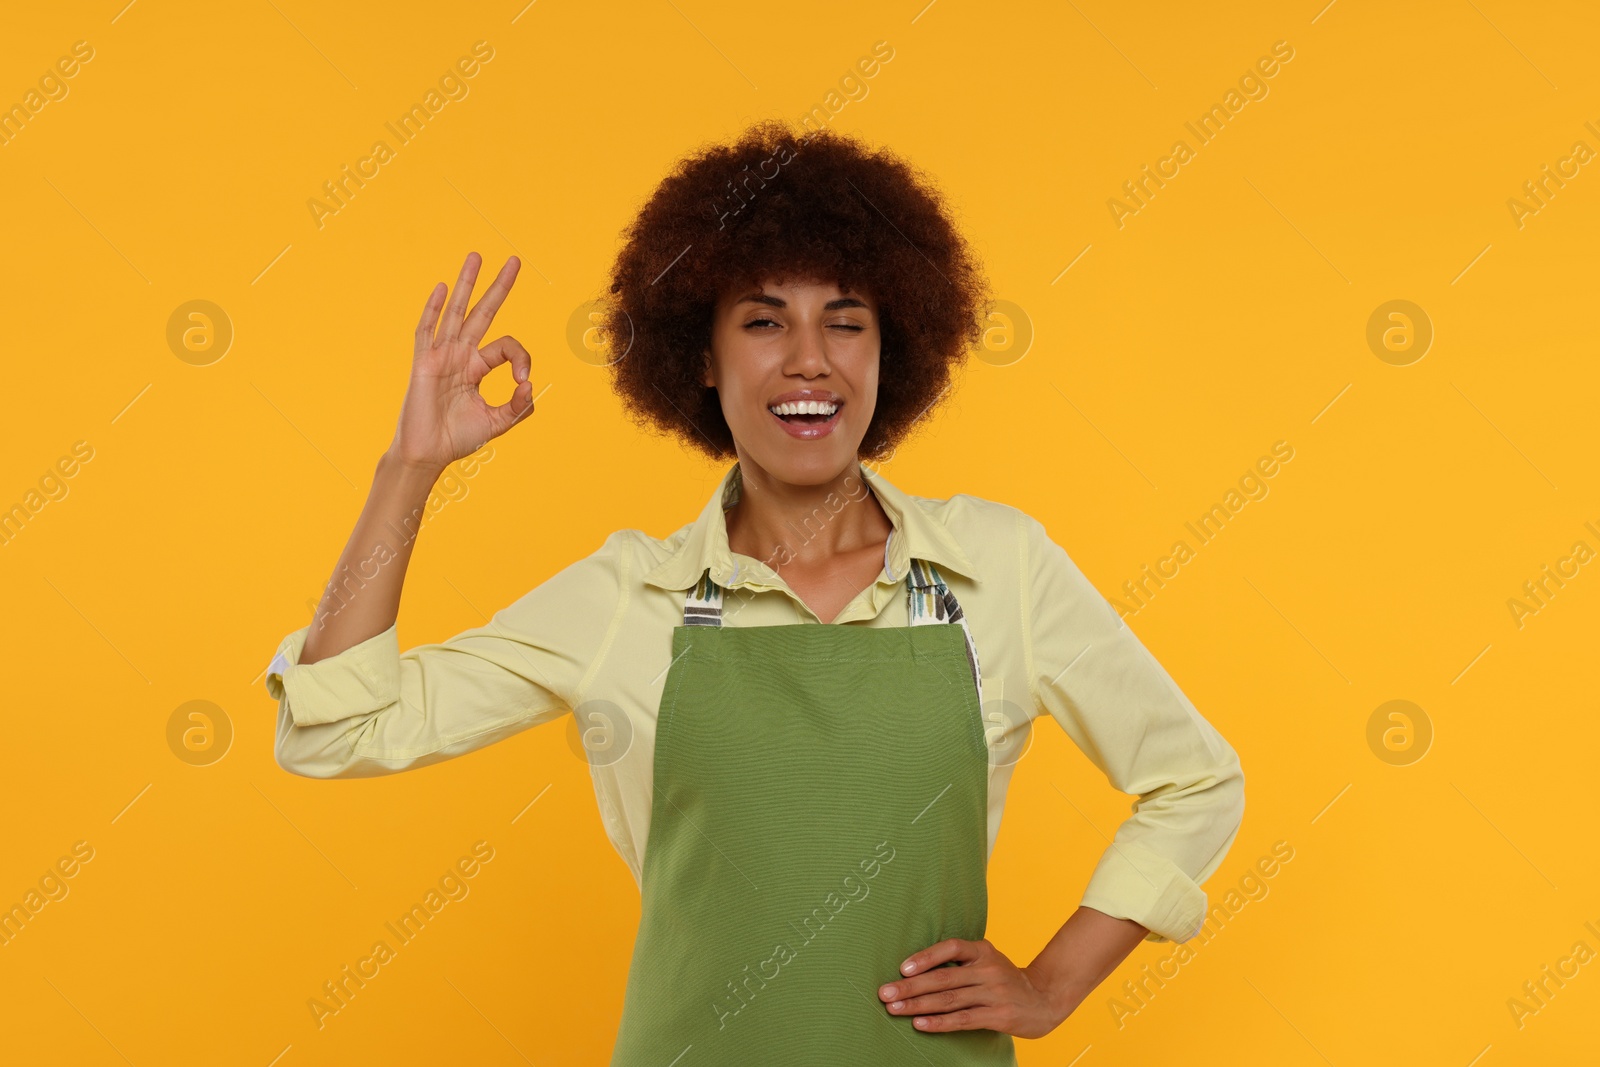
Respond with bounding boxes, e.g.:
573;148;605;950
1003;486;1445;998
641;459;982;592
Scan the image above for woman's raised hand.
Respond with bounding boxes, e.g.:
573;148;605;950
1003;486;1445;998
389;252;535;474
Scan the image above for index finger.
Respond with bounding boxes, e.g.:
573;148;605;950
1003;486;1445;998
897;938;977;979
460;256;521;347
415;281;447;341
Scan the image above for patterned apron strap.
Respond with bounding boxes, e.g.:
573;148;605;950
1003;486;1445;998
680;560;983;705
682;567;724;626
907;559;984;708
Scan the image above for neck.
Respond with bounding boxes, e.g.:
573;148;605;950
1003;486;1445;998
724;455;892;575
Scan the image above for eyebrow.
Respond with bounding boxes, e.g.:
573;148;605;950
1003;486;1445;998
734;292;872;311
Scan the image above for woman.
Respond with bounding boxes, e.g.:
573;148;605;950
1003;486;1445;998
267;121;1244;1064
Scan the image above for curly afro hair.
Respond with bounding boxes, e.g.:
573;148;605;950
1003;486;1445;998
600;119;990;462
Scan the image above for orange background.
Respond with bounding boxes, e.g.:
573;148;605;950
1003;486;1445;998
3;1;1598;1063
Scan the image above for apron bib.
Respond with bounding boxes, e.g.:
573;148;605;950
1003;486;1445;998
609;559;1018;1065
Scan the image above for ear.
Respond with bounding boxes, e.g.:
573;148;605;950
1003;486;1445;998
700;347;714;388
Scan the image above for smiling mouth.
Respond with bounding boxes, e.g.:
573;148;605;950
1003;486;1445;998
768;399;841;425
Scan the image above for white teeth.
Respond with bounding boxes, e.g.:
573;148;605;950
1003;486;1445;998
769;400;839;416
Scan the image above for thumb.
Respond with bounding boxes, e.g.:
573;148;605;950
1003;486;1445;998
486;378;535;437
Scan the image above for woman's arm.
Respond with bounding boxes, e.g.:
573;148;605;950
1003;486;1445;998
298;450;441;665
268;530;626;778
1023;905;1150;1022
877;906;1148;1037
268;251;588;778
1020;509;1246;945
301;251;534;666
876;509;1244;1037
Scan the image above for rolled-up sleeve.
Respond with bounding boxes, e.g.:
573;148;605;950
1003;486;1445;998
266;530;629;778
1020;512;1245;943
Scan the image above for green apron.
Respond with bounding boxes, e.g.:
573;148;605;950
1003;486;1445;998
609;558;1019;1065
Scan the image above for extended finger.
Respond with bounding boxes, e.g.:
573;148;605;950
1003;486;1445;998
476;335;532;387
437;251;483;344
889;938;978;987
887;981;988;1018
415;281;447;345
880;959;977;1004
910;1005;1001;1033
460;256;521;348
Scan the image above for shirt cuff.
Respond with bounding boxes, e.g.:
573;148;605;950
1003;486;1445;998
1078;840;1209;944
265;623;401;727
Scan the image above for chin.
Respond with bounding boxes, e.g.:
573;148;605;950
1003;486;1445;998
741;442;862;486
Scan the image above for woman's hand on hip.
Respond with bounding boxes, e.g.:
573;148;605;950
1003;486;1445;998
877;937;1070;1039
389;251;536;476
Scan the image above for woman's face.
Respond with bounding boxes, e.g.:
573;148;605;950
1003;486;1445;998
702;276;880;486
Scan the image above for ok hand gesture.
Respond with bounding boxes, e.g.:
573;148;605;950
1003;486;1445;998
389;252;535;475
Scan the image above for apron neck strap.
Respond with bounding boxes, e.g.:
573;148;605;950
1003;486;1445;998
682;559;955;628
680;558;984;706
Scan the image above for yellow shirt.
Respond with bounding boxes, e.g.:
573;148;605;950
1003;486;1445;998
266;459;1244;943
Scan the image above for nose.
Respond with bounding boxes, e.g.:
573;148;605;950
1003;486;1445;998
782;315;832;378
